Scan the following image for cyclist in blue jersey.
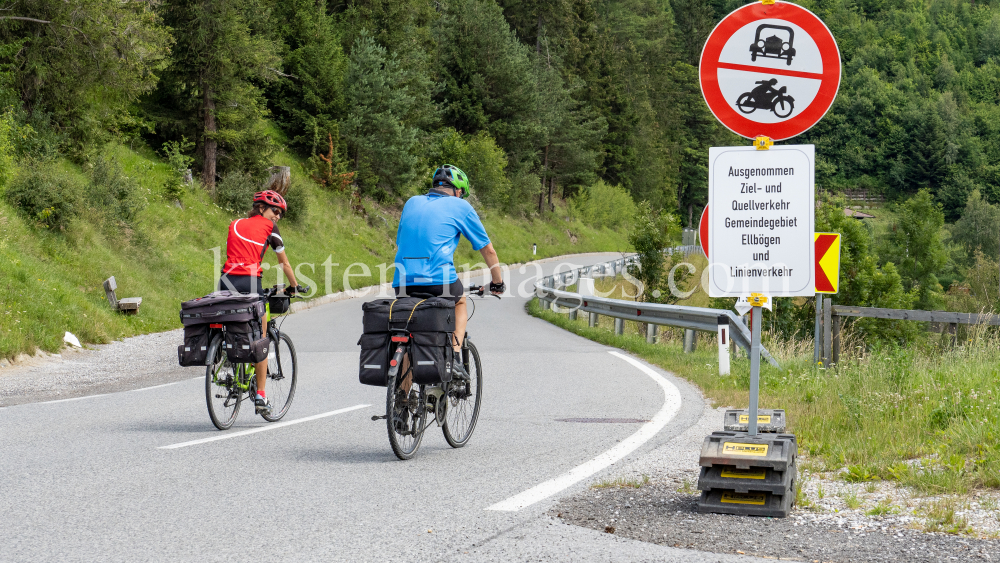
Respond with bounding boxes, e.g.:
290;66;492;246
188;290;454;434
393;164;505;352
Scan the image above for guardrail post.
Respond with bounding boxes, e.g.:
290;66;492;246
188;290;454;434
684;329;697;353
589;312;598;327
614;318;624;335
823;297;833;368
718;315;731;375
646;323;657;344
832;314;841;365
569;309;578;321
949;322;957;347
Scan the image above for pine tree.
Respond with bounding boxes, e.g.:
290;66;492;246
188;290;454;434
270;0;347;154
341;33;422;199
155;0;281;189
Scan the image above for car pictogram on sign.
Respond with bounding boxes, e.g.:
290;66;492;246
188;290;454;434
699;1;841;140
749;24;796;65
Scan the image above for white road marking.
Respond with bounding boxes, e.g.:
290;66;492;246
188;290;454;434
37;394;108;405
131;377;202;393
158;404;371;450
486;351;682;511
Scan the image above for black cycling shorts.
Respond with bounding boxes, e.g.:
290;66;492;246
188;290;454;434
219;274;263;295
394;279;464;304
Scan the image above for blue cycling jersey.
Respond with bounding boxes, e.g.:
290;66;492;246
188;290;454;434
392;193;491;286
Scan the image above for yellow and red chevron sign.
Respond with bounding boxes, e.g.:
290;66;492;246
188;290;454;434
814;233;841;294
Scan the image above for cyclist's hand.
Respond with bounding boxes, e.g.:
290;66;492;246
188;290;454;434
489;281;506;296
291;285;308;296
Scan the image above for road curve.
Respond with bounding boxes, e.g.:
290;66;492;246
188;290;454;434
1;254;766;562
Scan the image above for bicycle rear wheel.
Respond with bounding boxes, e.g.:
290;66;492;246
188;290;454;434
386;364;426;460
443;339;482;448
206;335;242;430
260;330;297;422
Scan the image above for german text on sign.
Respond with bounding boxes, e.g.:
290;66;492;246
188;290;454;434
708;145;815;297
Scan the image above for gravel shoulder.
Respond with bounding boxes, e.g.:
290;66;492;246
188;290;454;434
551;391;1000;562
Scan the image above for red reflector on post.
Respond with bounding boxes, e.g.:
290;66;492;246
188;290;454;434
637;310;642;316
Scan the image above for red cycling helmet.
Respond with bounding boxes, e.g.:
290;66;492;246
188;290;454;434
253;190;287;211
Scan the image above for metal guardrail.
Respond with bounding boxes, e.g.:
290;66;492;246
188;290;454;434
535;256;779;368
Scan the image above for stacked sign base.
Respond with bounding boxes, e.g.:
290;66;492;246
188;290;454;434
723;408;787;433
696;430;797;517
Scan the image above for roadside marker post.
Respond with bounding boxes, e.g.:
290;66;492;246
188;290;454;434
695;0;839;518
717;315;731;375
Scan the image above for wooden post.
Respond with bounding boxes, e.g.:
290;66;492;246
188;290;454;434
949;323;957;347
832;314;841;365
266;166;291;195
823;297;833;368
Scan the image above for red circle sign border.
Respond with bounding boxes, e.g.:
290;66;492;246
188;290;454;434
699;2;841;141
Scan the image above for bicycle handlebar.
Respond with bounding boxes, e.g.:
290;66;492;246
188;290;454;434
264;285;310;299
467;285;501;299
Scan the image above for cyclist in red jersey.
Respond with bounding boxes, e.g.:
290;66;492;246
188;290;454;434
220;190;301;414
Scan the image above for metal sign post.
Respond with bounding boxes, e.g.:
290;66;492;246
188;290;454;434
747;295;766;436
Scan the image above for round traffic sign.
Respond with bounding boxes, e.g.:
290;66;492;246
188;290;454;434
699;1;840;141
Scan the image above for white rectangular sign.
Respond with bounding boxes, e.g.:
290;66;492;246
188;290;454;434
708;145;815;297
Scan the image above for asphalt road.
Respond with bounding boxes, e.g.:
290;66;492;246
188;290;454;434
1;254;770;563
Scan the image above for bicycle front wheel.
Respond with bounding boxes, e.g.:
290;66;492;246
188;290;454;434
386;367;426;460
443;340;482;448
260;330;297;422
206;335;242;430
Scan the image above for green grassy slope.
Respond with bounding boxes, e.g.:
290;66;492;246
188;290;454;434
0;144;629;359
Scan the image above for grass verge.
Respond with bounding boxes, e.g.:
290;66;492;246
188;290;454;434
528;297;1000;497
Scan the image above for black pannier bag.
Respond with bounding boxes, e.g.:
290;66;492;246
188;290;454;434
358;333;391;386
361;297;456;334
177;324;211;367
180;291;265;326
224;322;269;364
410;332;454;385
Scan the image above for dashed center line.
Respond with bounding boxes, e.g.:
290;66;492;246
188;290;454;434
158;404;371;450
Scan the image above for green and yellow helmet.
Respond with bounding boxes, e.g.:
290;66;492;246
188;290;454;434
431;164;470;198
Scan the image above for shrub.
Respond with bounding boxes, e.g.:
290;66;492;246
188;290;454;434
571;181;637;229
431;128;512;208
161;137;195;200
215;171;258;214
87;155;147;225
4;164;84;230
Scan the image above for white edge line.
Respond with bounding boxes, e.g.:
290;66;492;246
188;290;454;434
486;351;682;511
158;404;371;450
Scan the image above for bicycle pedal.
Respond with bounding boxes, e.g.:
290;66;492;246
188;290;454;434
372;415;387;421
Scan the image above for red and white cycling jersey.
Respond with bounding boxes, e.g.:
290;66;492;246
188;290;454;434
222;215;284;277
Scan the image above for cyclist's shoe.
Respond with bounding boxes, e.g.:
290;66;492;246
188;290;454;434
254;393;271;415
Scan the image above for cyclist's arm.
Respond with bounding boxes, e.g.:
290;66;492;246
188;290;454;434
276;251;299;288
479;243;502;285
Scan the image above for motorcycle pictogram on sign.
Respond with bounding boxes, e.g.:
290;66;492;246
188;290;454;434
736;78;795;118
